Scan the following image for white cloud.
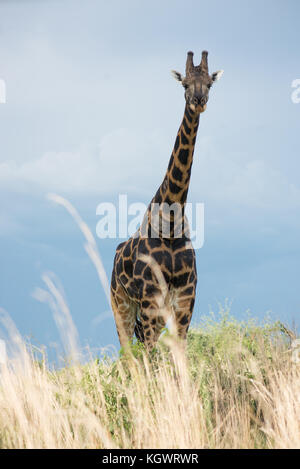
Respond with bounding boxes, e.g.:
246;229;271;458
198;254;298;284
193;136;300;210
1;129;299;214
0;128;167;195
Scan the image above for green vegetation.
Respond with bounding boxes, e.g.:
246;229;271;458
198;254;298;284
0;313;299;449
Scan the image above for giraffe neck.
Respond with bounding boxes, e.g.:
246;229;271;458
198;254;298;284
153;104;200;207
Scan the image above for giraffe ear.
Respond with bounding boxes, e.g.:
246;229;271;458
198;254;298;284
171;70;184;82
211;70;224;82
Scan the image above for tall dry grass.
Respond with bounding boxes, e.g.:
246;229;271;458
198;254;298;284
0;195;299;449
0;312;299;449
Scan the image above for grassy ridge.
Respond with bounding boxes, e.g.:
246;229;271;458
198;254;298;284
0;313;299;449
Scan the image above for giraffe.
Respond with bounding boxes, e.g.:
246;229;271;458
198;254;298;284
111;50;223;350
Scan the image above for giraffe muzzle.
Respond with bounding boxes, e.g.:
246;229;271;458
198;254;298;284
190;96;207;113
193;96;207;106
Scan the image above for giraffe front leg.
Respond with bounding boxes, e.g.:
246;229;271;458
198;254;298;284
139;301;167;351
110;282;136;349
173;292;195;343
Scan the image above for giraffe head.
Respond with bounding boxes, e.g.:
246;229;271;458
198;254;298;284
172;51;223;113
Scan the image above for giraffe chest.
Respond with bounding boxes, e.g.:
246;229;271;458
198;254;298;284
116;235;196;303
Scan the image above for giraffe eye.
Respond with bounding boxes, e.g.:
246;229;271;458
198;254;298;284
207;83;212;89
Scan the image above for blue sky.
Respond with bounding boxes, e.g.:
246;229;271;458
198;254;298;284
0;0;299;356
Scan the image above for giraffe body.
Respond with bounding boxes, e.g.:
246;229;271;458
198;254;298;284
111;51;223;350
111;228;197;348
